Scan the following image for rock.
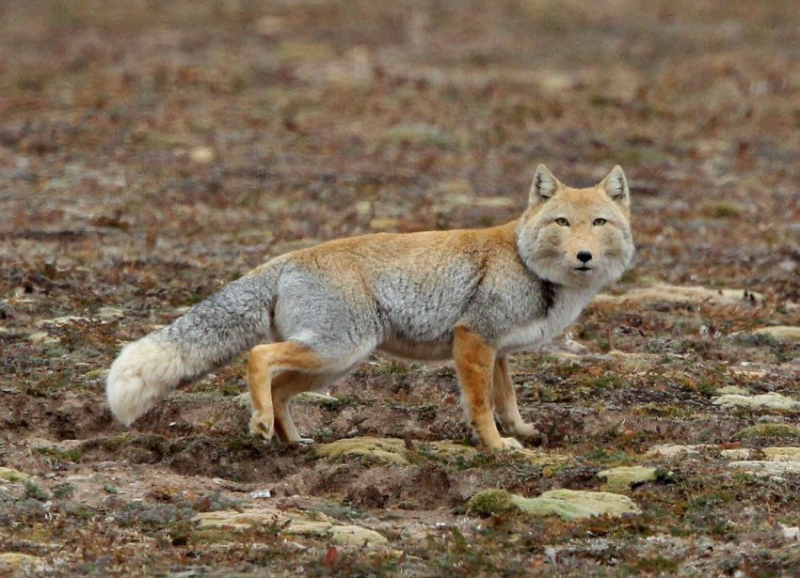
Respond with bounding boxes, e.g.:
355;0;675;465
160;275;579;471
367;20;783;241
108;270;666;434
595;285;764;307
313;437;483;466
468;488;640;520
35;315;88;327
422;440;479;461
369;217;400;231
189;146;215;164
314;437;410;465
28;331;60;345
720;449;755;460
96;306;125;321
0;466;30;482
597;466;658;490
712;392;800;411
193;507;387;546
327;524;388;546
513;489;641;521
506;448;570;467
0;553;49;573
645;444;704;458
779;523;800;540
735;424;800;440
234;392;251;408
727;461;800;479
750;326;800;343
295;391;339;405
715;386;750;395
763;447;800;462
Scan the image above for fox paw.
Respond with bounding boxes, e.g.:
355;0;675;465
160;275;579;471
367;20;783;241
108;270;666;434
249;413;275;441
513;422;540;439
488;436;524;451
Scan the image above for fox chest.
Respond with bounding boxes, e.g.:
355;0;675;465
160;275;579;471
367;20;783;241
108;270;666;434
497;288;594;355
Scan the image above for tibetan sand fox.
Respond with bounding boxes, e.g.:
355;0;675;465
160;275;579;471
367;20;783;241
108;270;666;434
107;165;634;451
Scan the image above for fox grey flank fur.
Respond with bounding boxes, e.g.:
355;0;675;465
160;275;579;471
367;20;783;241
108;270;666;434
107;164;634;448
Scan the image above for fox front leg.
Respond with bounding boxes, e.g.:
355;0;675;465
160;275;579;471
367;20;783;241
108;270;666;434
492;357;539;440
453;326;523;451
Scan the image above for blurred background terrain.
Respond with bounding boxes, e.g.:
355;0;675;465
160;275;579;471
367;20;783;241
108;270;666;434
1;1;799;575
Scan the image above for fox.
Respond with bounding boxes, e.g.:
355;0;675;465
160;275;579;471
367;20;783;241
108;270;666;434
106;164;634;451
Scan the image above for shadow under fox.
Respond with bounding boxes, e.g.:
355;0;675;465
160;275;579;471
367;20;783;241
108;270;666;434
107;164;634;450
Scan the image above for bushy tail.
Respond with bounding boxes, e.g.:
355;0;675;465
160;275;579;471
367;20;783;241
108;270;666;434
106;265;280;425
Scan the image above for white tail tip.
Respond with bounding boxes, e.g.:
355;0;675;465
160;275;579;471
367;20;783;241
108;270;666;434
106;337;183;426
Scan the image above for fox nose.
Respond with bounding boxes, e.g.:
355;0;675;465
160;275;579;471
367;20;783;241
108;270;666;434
576;251;593;263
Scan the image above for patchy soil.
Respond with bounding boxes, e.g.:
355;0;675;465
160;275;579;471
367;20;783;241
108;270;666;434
2;1;800;576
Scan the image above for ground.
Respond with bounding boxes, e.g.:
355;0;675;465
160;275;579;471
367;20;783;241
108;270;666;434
1;1;800;576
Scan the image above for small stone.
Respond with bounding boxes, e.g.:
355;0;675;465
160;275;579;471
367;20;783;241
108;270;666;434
645;444;704;458
720;449;754;460
0;553;49;572
35;315;88;327
328;524;388;546
715;386;750;395
295;391;339;404
27;331;61;345
597;466;658;490
751;326;800;343
763;447;800;462
96;306;125;321
728;461;800;478
369;218;400;231
193;507;387;547
712;392;800;411
189;146;215;164
779;523;800;540
0;466;31;482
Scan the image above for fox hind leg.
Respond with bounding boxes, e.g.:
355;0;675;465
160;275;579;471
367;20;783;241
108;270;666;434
492;357;539;440
247;341;328;441
271;371;331;444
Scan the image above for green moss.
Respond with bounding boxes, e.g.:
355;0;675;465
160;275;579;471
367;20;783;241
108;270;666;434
701;202;742;219
466;489;516;517
24;480;51;501
36;445;83;463
735;424;800;442
52;483;76;499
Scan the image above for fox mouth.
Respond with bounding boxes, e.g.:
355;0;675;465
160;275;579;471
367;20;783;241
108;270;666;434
574;266;593;272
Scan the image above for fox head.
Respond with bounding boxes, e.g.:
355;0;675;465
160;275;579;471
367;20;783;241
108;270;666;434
517;164;634;290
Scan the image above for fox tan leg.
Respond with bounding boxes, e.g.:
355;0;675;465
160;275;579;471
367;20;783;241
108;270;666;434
271;371;329;444
247;342;327;441
492;357;538;439
453;326;523;451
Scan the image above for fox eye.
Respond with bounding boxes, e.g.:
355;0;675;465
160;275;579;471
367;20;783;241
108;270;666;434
555;218;570;227
593;218;607;226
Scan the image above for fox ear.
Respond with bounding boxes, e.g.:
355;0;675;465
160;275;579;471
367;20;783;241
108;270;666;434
598;165;629;206
529;164;561;205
